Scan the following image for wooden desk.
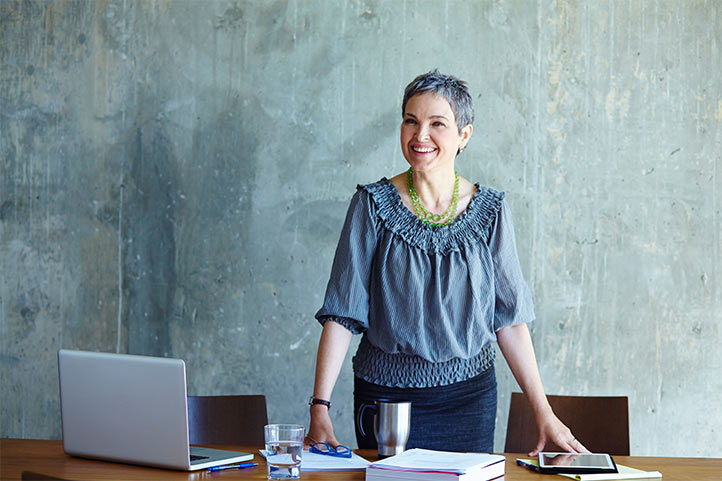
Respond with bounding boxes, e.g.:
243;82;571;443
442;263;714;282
2;439;720;481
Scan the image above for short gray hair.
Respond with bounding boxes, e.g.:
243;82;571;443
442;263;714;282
402;69;474;133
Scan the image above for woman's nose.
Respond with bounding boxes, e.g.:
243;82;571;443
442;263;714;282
416;125;430;141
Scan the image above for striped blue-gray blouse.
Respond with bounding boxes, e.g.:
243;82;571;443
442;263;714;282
315;178;535;388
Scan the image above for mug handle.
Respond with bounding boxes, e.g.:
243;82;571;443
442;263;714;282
356;402;377;438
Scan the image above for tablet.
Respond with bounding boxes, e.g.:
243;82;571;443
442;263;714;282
538;453;618;474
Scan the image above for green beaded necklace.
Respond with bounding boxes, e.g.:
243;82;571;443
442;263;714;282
407;168;459;227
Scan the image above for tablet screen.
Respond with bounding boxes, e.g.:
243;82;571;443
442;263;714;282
538;453;617;473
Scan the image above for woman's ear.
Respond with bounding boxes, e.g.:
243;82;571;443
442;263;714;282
459;124;473;150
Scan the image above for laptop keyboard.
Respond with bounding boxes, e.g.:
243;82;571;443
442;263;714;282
190;454;210;461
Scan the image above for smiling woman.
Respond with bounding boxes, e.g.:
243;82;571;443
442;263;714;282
306;70;589;455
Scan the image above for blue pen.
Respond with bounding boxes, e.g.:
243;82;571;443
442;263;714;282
208;462;258;472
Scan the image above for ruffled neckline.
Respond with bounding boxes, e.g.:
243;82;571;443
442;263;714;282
359;177;505;254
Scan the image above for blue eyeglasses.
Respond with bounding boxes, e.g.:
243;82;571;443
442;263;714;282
309;442;352;458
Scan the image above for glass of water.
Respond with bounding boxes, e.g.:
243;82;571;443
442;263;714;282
264;424;305;480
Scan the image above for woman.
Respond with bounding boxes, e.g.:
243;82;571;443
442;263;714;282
307;70;588;455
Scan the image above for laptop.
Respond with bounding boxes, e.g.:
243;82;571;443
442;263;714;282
57;349;254;471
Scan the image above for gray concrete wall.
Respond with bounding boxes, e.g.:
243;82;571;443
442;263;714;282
1;0;720;457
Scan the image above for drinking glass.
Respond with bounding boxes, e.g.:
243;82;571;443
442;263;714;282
264;424;305;479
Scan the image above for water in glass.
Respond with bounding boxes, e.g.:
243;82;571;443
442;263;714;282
265;440;303;479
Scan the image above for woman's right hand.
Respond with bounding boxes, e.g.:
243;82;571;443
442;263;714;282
306;404;341;448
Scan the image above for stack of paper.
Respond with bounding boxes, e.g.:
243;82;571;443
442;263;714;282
366;448;505;481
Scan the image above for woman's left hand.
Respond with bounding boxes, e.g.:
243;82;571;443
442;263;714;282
529;410;590;456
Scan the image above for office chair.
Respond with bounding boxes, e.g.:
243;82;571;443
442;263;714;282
504;392;630;455
187;394;268;446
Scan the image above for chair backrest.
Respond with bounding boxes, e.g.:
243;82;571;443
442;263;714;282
22;472;72;481
187;394;268;446
504;392;630;455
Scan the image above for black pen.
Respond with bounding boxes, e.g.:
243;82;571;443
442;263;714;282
208;462;258;472
516;459;540;472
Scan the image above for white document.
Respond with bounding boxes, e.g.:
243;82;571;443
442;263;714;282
370;449;505;474
562;465;663;481
259;449;370;471
299;450;371;471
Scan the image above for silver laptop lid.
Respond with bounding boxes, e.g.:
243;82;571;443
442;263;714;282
58;349;193;470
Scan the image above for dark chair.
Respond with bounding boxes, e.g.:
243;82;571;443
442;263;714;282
22;473;72;481
504;392;630;455
187;394;268;446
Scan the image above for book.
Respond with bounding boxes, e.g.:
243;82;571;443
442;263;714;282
516;458;662;480
366;448;505;481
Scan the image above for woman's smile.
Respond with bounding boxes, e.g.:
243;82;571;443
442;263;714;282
411;144;437;154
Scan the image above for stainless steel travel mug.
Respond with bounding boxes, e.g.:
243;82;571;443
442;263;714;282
358;399;411;457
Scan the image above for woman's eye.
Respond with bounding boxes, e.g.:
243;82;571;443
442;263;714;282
433;121;446;127
403;118;417;125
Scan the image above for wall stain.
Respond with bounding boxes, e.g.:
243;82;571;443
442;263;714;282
124;125;178;357
214;3;245;31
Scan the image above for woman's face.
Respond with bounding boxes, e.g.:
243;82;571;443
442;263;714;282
400;92;472;173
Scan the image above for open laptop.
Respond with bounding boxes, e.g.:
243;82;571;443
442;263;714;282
57;349;253;471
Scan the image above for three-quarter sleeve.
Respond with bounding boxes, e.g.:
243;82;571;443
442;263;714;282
315;188;379;334
489;201;536;331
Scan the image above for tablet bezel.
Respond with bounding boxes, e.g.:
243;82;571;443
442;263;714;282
537;452;618;474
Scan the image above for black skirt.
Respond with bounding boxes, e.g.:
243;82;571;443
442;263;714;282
354;366;497;453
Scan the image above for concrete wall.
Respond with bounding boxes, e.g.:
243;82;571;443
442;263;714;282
1;0;720;457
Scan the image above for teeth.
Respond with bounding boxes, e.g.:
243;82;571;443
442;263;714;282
413;146;435;153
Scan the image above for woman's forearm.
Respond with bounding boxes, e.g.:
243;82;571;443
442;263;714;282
306;320;354;447
312;320;353;402
496;323;552;417
497;322;588;454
